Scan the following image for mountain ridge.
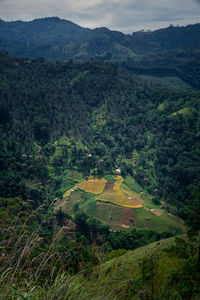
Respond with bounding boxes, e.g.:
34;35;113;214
1;17;200;60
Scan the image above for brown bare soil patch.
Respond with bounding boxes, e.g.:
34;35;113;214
105;182;114;190
122;207;136;226
148;209;162;216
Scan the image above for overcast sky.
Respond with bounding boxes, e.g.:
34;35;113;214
0;0;200;33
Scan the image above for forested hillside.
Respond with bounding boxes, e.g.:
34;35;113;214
119;49;200;89
1;52;200;213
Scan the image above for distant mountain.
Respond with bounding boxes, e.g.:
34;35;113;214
131;23;200;53
0;17;200;60
0;17;133;60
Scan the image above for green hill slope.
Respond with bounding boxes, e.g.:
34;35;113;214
0;26;200;300
4;235;197;300
62;236;200;300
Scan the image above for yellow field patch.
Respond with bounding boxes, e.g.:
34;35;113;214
63;184;79;199
113;176;143;208
78;177;107;194
57;175;143;211
96;176;143;208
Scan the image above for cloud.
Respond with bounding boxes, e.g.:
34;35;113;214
0;0;200;32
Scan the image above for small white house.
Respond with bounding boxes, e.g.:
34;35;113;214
115;168;121;174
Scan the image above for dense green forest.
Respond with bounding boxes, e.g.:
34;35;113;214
0;19;200;298
119;49;200;89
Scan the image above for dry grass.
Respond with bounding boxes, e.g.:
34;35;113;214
78;177;107;194
0;201;63;279
0;200;95;300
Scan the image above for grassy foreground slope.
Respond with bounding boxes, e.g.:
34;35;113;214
38;235;199;300
2;235;199;300
67;237;176;300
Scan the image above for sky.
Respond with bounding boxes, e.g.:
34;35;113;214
0;0;200;33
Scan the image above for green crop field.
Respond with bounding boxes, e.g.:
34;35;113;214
123;175;144;194
79;192;97;216
54;174;186;234
96;190;116;202
140;193;162;209
64;189;84;213
134;207;186;233
97;202;123;227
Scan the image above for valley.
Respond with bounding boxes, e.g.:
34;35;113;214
0;18;200;299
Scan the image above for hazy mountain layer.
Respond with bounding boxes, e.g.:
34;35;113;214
1;18;200;60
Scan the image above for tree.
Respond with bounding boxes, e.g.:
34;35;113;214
186;186;200;262
139;254;158;300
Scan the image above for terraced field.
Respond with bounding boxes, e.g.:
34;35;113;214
65;190;86;214
96;176;143;208
54;184;79;212
96;190;116;202
134;207;185;233
96;201;136;230
78;177;107;194
63;184;79;198
54;174;186;232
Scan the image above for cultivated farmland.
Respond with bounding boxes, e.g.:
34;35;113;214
78;176;107;194
54;173;186;233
